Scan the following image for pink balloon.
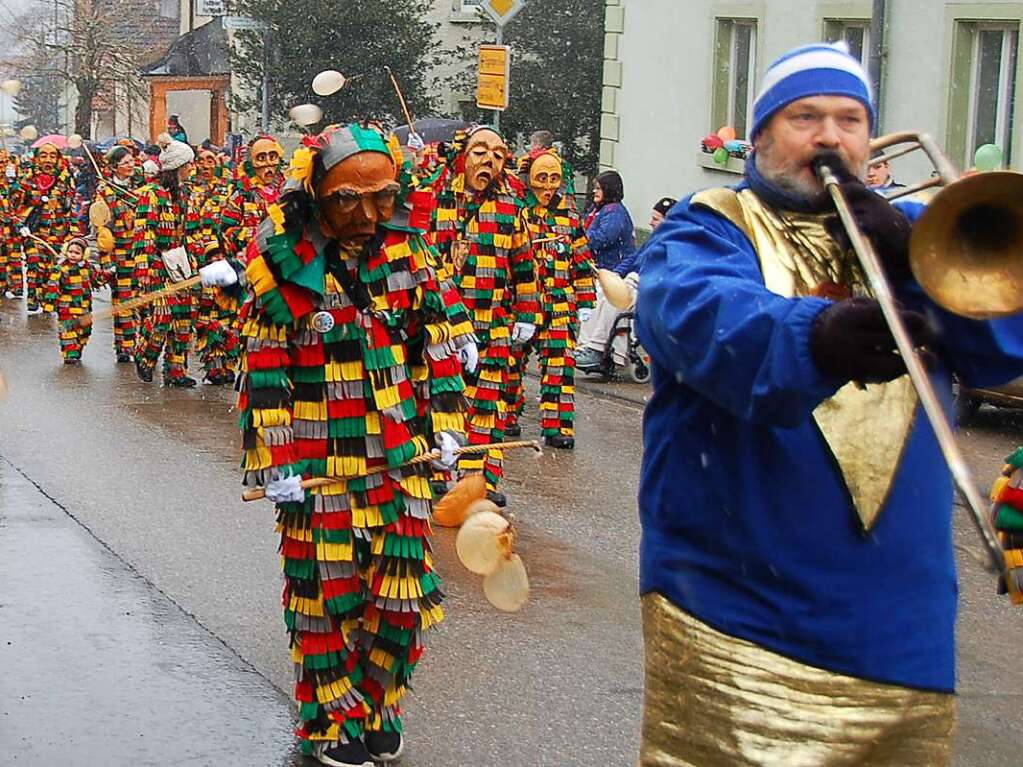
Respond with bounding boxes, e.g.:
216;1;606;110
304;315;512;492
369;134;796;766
717;126;736;142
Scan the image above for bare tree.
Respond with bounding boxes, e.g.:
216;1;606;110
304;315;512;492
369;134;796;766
13;0;150;136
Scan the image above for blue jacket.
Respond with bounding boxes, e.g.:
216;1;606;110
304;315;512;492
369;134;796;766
585;202;636;271
635;186;1023;692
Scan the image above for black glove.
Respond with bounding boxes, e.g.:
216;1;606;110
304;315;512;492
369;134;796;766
810;297;936;384
815;152;913;282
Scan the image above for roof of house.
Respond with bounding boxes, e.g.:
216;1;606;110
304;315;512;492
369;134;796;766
143;18;230;77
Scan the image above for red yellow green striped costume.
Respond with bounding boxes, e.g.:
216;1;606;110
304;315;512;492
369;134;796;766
43;250;107;361
94;175;142;358
131;183;195;381
429;169;539;491
239;127;472;752
13;156;76;309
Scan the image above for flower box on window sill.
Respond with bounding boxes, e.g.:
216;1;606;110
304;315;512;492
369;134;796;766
698;150;747;175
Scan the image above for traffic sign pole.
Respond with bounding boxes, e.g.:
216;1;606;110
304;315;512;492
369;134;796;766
493;25;503;131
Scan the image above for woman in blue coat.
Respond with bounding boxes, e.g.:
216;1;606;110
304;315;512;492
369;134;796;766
584;170;635;271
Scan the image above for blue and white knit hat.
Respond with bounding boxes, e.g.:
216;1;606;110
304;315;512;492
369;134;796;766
751;42;875;138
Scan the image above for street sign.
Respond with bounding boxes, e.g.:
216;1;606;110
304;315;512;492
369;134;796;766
476;44;510;111
194;0;226;16
478;0;525;25
224;16;266;31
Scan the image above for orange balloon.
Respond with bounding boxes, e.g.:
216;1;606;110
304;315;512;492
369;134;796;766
717;126;736;142
433;473;487;527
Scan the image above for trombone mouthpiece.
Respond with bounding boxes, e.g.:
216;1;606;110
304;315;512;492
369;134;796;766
811;151;845;184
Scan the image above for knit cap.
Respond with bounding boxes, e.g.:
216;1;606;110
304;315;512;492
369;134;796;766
751;42;874;138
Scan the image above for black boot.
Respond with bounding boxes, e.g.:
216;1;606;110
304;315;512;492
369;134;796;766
314;739;373;767
365;730;404;762
116;353;132;363
136;362;153;383
545;434;575;450
165;375;198;388
486;490;507;508
504;422;521;437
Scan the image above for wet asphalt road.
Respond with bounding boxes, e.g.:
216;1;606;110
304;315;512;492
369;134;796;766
1;293;1023;766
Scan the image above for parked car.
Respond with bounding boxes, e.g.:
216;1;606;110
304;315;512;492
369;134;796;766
955;377;1023;424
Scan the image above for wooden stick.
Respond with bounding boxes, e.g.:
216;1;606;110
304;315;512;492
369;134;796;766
384;66;417;135
242;440;541;502
23;232;61;259
76;274;201;327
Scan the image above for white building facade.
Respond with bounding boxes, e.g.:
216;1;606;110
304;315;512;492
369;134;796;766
602;0;1023;224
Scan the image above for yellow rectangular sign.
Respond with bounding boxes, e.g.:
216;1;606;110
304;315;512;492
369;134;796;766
477;44;511;110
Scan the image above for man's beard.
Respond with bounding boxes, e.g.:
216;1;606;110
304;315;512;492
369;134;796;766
756;136;831;208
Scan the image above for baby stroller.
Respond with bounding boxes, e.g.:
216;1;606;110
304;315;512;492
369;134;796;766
578;310;651;384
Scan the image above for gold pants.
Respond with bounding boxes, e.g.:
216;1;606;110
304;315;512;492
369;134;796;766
640;594;955;767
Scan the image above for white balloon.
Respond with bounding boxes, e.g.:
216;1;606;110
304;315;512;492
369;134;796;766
312;69;346;96
289;103;323;126
19;125;37;142
1;79;21;97
67;133;83;149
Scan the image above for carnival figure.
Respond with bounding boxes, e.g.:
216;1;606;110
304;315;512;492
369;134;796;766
187;143;237;384
95;145;144;362
42;236;109;364
0;148;20;298
15;141;76;313
505;150;596;449
132;140;197;386
428;127;539;505
201;122;473;767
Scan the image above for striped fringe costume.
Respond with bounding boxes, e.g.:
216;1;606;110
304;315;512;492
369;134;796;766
238;205;472;752
95;178;141;358
131;183;195;381
42;255;107;361
430;173;539;491
506;193;596;438
13;163;76;309
0;159;20;297
187;173;238;382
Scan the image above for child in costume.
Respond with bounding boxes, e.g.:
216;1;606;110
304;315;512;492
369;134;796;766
200;123;474;767
0;149;20;299
43;236;109;364
192;241;240;384
505;150;596;448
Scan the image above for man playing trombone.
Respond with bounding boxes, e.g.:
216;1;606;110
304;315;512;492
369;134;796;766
634;42;1023;766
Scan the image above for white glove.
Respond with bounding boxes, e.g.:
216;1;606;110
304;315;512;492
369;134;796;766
407;132;425;152
434;431;461;470
577;308;594;324
18;226;29;237
199;259;238;287
264;475;305;504
458;341;479;374
512;322;535;345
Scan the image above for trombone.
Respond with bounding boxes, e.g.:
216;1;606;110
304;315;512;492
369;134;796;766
816;132;1023;576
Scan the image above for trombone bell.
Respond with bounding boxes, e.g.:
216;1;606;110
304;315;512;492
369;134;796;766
910;171;1023;320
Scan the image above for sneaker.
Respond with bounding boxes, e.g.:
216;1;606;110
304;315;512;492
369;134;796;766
63;358;81;366
575;348;603;370
116;353;132;364
314;739;374;767
365;730;404;762
544;434;575;450
165;375;198;388
504;422;521;437
26;303;42;315
486;490;507;508
136;362;153;383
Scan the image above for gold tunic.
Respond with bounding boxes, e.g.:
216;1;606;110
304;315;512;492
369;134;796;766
692;188;918;531
640;594;955;767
